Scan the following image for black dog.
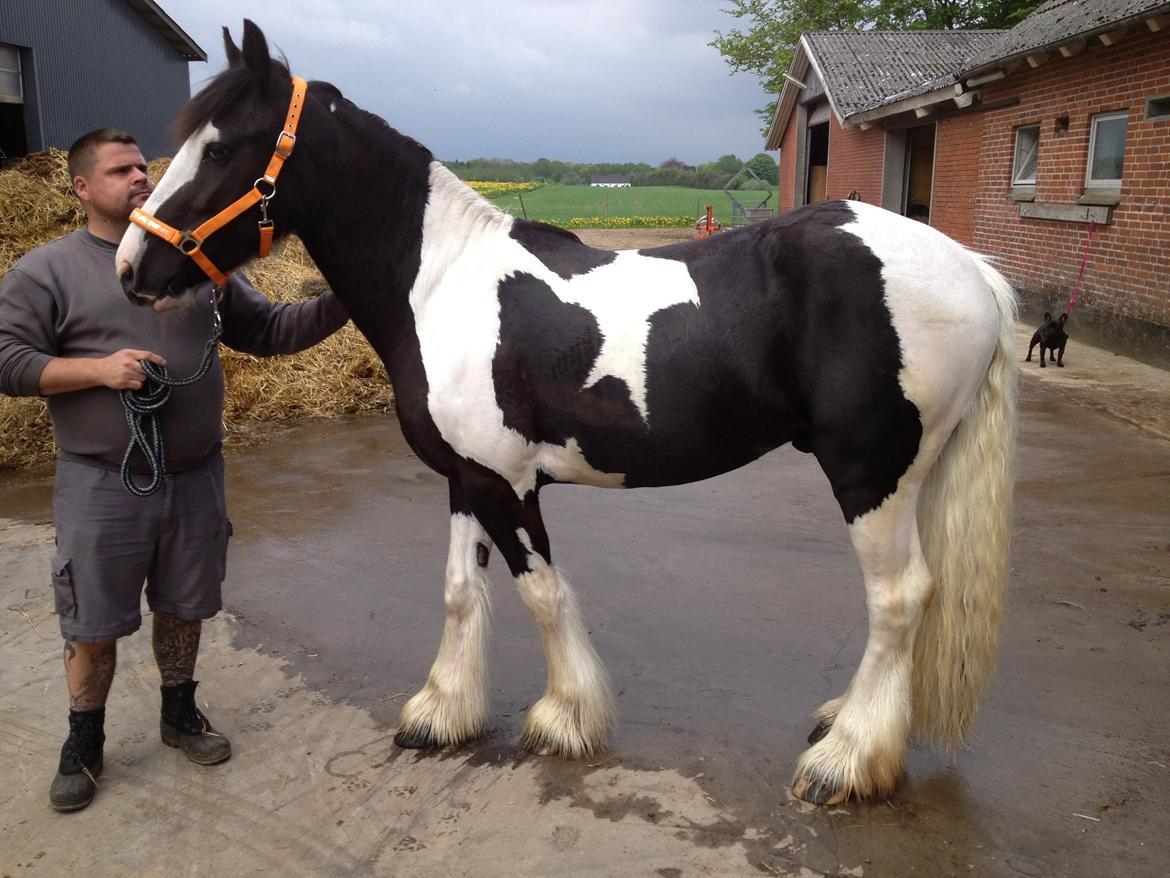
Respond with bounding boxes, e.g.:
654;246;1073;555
1026;312;1069;368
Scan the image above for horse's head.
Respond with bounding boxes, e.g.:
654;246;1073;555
117;20;304;308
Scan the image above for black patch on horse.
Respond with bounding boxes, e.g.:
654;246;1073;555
637;202;922;520
493;273;645;476
509;220;617;280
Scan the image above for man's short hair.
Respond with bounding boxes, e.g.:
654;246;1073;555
67;129;139;180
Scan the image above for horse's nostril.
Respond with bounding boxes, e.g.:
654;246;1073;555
116;260;134;286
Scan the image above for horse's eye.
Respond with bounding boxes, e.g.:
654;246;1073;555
205;142;229;161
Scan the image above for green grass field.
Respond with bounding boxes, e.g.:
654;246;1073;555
484;185;768;226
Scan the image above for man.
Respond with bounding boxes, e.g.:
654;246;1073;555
0;129;349;812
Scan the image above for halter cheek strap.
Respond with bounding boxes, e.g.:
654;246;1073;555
130;76;308;287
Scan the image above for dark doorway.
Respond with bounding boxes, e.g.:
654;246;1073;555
903;124;935;222
0;103;28;160
805;121;829;204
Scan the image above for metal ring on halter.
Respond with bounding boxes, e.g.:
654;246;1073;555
254;177;277;200
179;233;202;255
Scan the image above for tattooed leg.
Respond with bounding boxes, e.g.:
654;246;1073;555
64;641;117;712
152;613;202;686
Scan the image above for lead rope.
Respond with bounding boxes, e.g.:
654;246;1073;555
119;288;224;496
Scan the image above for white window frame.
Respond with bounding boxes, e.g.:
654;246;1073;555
1085;110;1128;189
1011;124;1040;185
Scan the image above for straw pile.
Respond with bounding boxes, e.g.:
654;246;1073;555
0;151;391;471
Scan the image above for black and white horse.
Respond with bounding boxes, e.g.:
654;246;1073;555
116;22;1018;805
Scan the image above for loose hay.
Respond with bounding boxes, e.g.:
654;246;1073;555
0;151;391;471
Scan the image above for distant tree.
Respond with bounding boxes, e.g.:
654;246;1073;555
745;152;779;185
714;154;743;175
660;157;694;170
711;0;1042;129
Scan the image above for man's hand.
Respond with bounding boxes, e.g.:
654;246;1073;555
38;349;167;395
96;349;167;390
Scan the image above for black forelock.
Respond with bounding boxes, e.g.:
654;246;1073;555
173;57;291;144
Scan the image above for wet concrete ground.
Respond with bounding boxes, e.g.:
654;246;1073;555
1;327;1167;876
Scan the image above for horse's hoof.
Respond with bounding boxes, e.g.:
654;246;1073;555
807;717;834;745
394;727;440;749
792;774;847;806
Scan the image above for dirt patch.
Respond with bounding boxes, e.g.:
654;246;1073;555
575;228;696;250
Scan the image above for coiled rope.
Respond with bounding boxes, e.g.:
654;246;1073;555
120;288;223;496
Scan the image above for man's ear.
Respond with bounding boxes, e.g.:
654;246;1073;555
72;175;89;201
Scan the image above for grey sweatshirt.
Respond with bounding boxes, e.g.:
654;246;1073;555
0;228;349;469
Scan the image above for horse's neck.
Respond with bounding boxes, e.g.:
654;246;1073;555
412;163;512;296
296;141;508;377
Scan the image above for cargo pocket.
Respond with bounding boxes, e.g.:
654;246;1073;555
51;551;77;619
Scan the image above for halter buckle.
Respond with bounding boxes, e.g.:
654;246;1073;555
274;131;296;159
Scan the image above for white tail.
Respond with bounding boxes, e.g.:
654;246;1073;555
912;256;1018;749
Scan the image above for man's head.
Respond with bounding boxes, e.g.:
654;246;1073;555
68;129;153;240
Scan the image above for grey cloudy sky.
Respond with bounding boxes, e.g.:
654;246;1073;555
169;1;774;165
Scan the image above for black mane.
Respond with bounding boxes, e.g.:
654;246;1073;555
173;58;291;144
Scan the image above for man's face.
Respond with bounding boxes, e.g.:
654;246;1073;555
73;142;153;225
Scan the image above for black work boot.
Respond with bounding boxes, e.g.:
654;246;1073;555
49;707;105;812
160;680;232;765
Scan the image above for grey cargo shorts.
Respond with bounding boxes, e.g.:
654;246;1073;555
50;449;232;643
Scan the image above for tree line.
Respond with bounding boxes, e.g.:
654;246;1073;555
445;153;779;189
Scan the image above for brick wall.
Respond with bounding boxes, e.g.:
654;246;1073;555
933;112;985;247
826;118;885;205
972;28;1170;328
777;116;798;211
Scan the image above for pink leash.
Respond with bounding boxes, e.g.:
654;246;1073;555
1065;220;1097;317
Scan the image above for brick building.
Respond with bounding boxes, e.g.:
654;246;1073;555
764;0;1170;350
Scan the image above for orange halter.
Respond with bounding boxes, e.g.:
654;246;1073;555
129;76;308;287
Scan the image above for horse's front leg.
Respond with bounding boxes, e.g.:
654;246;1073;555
465;473;615;758
395;481;493;749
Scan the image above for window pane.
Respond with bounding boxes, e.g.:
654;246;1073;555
1090;115;1127;182
1013;126;1038;184
0;44;20;72
0;70;21;102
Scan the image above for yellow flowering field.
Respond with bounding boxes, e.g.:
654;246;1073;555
466;181;542;197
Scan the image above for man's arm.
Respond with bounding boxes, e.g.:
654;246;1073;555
219;273;349;357
0;267;165;397
37;349;167;395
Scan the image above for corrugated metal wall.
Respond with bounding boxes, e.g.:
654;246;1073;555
0;0;198;158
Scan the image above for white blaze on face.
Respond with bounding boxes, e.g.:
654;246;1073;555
115;122;221;285
410;163;701;498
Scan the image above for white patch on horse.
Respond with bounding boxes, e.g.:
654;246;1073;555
411;163;698;497
839;202;999;433
555;251;697;422
115;122;221;275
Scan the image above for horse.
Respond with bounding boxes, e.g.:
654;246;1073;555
115;21;1018;806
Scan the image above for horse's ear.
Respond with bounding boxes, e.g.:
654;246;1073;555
241;19;272;93
223;27;242;65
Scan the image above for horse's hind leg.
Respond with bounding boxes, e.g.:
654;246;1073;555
464;473;614;758
794;484;931;804
395;481;493;749
793;407;941;804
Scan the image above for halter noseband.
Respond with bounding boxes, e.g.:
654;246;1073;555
129;76;308;287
